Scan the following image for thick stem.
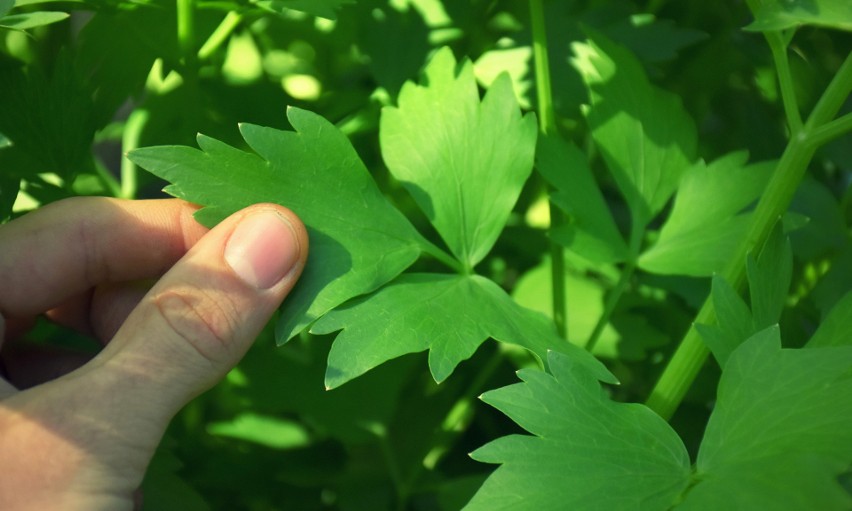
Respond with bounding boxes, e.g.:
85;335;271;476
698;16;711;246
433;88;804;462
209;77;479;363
646;51;852;420
530;0;567;339
419;239;467;274
804;111;852;148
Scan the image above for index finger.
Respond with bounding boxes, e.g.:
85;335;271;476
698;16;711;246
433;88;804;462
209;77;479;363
0;197;209;318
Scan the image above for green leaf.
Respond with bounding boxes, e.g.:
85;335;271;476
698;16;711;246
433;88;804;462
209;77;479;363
745;0;852;32
537;133;628;264
207;413;311;450
572;31;697;228
466;350;690;510
808;291;852;348
129;107;423;342
0;175;19;222
381;47;538;269
695;276;752;367
0;0;13;18
639;152;774;276
0;11;68;30
747;222;792;329
695;224;791;367
679;331;852;510
253;0;354;20
311;273;614;389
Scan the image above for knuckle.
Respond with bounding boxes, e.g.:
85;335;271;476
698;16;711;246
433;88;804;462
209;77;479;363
152;288;242;367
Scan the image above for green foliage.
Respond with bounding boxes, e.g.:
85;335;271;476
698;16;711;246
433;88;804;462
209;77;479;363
2;0;852;509
381;47;538;269
129;108;423;342
467;350;691;511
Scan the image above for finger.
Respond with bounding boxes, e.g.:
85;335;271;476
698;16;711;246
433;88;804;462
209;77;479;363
0;314;17;398
0;197;208;318
94;204;307;432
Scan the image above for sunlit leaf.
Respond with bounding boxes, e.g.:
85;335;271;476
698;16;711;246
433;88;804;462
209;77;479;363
0;11;68;30
381;47;538;269
312;273;614;389
129;107;423;342
466;350;690;510
572;31;697;228
639;152;774;276
253;0;355;20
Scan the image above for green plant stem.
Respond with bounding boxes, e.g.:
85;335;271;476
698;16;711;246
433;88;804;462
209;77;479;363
198;10;243;61
120;108;149;199
767;32;803;135
93;160;122;198
177;0;197;69
530;0;567;339
804;111;852;148
646;50;852;420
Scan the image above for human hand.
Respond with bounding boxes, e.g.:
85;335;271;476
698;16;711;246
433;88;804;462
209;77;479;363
0;197;307;510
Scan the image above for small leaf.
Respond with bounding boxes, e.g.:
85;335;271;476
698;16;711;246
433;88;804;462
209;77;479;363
747;222;792;329
207;413;311;450
680;332;852;510
537;133;628;264
745;0;852;32
696;276;753;368
252;0;354;20
381;47;538;269
572;31;697;228
312;273;613;389
466;351;690;510
0;11;68;30
129;107;423;342
639;152;774;276
808;291;852;348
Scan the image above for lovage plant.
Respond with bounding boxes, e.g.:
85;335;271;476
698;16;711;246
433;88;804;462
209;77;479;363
1;0;851;509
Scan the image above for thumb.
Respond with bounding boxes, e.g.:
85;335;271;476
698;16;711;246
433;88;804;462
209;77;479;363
100;203;308;428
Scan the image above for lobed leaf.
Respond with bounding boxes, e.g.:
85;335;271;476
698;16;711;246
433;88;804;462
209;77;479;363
745;0;852;32
466;350;690;511
129;107;423;342
312;273;614;389
381;47;538;269
680;331;852;510
695;223;792;367
572;31;697;228
639;152;774;276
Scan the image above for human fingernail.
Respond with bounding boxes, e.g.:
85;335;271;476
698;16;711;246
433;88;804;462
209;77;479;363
224;210;300;289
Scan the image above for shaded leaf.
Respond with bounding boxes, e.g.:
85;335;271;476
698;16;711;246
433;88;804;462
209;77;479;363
572;31;697;227
312;273;614;389
639;152;774;276
0;0;12;18
466;350;690;510
253;0;355;20
696;223;791;367
680;331;852;510
746;0;852;32
807;290;852;348
381;47;538;268
537;133;628;264
129;107;423;342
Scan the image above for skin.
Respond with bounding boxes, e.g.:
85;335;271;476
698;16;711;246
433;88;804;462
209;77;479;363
0;197;308;510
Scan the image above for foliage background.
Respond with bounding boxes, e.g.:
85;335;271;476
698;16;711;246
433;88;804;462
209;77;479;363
1;0;851;509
